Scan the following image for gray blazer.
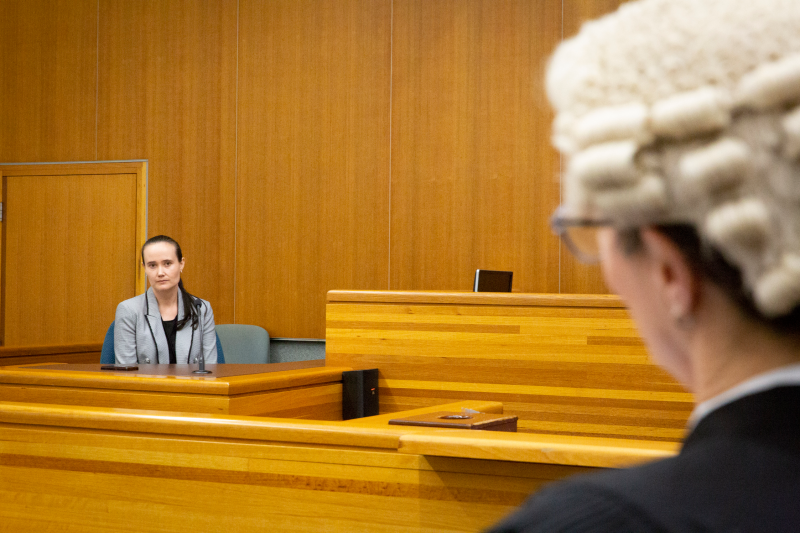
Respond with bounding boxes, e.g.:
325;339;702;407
114;288;217;365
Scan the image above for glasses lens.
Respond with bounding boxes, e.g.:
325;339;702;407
549;206;607;264
563;226;600;262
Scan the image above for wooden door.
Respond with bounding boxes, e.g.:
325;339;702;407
0;162;146;346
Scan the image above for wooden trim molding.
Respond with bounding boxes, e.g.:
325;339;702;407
327;290;625;308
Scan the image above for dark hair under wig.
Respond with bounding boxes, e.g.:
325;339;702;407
615;225;800;337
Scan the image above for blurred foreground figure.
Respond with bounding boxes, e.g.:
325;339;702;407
489;0;800;531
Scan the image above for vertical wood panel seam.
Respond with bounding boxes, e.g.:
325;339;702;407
233;0;240;323
387;0;394;291
558;0;564;294
95;0;100;161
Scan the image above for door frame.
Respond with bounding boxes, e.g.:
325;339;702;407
0;160;147;345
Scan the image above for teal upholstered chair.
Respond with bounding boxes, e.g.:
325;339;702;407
100;321;226;364
214;324;270;364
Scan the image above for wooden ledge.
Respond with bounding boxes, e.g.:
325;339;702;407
0;364;351;395
0;343;103;359
0;400;679;468
397;430;679;468
0;401;403;449
326;290;625;308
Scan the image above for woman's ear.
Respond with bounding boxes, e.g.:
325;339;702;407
640;228;700;322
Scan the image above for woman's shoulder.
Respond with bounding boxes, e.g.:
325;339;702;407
116;292;147;315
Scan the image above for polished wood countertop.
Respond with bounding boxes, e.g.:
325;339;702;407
0;360;349;395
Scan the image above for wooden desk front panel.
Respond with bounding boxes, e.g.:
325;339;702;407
0;343;102;367
0;382;342;420
0;403;599;532
326;292;694;442
0;363;347;420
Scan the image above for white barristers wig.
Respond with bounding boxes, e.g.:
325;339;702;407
547;0;800;317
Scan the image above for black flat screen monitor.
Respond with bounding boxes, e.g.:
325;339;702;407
473;270;513;292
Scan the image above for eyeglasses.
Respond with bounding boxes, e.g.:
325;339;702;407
549;206;611;264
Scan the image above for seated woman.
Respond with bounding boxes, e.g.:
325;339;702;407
490;0;800;531
114;235;217;365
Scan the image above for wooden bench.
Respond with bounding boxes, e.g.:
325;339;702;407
326;291;694;443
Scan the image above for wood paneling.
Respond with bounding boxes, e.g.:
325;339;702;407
563;0;633;38
390;0;562;294
0;343;102;367
97;0;238;323
327;291;693;442
235;0;392;338
0;400;675;531
0;0;97;162
2;170;137;346
0;363;348;419
0;0;639;339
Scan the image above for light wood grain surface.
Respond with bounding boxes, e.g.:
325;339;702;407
2;168;138;346
390;0;562;296
0;363;351;418
235;0;392;338
97;0;238;324
2;0;633;339
0;343;102;367
0;0;97;162
327;291;694;443
0;398;674;531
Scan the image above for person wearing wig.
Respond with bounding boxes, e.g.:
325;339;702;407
490;0;800;530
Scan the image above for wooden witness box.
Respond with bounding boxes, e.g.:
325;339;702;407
388;411;518;432
0;360;350;420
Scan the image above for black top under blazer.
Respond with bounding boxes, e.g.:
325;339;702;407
487;386;800;532
114;287;217;365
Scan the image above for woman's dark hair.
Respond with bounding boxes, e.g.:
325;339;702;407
616;225;800;337
141;235;199;331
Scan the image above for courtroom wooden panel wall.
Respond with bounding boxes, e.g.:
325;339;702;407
0;0;97;163
235;0;392;338
390;0;562;294
97;0;238;324
2;170;137;345
1;0;634;340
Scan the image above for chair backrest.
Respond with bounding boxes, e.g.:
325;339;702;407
100;322;116;364
100;321;226;364
215;324;270;364
215;333;225;363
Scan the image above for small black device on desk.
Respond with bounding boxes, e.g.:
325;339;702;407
473;269;513;292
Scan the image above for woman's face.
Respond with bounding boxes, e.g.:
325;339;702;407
597;228;693;386
142;242;184;295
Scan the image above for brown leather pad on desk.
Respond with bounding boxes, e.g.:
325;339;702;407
389;411;518;432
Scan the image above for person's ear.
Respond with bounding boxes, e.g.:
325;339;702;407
640;228;700;324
